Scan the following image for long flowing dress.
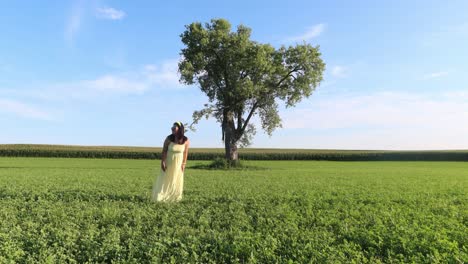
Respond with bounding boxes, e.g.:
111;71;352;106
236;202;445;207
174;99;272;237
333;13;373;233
152;142;185;202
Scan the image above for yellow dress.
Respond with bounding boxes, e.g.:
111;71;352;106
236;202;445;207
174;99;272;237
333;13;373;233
152;142;185;202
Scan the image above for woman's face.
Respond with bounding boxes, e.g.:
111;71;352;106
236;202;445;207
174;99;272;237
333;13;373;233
171;125;179;135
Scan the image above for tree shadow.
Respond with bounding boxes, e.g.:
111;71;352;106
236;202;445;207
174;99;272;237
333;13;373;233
188;164;267;171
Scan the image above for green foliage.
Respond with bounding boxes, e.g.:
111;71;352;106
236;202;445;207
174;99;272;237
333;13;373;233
0;158;466;262
200;157;254;170
179;18;325;151
2;144;468;161
209;157;229;169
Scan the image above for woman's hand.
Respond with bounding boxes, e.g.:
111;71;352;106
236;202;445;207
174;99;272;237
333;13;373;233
181;163;186;172
161;161;167;172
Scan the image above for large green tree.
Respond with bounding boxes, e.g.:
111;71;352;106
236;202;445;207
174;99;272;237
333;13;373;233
179;19;325;163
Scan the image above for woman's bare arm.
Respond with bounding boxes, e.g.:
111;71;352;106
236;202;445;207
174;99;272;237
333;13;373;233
182;139;190;171
161;137;170;171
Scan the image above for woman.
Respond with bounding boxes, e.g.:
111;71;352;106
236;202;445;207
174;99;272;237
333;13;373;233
152;121;190;202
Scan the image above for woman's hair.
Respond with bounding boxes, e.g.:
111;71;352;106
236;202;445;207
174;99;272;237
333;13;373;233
168;121;187;144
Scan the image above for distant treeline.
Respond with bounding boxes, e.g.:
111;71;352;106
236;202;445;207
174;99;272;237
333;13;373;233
1;144;468;161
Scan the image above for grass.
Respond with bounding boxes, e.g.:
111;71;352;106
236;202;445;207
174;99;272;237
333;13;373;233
0;158;466;263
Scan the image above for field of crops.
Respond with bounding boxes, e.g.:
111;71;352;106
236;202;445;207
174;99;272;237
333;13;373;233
2;144;468;161
0;158;466;263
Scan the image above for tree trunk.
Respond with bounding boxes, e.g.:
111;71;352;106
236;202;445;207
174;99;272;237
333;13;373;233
225;139;238;162
224;112;239;164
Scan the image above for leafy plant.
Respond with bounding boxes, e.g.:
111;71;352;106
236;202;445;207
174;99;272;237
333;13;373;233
0;158;466;262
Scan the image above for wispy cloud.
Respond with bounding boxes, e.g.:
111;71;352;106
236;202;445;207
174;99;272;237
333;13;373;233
0;99;54;121
330;65;349;78
284;23;325;43
65;1;84;44
85;75;148;93
0;59;186;102
422;71;448;80
280;91;468;149
65;4;126;43
84;59;183;94
96;7;126;20
143;59;184;89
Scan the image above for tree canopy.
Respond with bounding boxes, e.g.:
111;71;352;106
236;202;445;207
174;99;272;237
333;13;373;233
179;19;325;161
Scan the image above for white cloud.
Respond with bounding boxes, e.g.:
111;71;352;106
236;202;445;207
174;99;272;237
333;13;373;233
331;65;349;78
143;59;185;89
422;71;448;80
144;65;157;72
96;7;126;20
82;59;183;94
280;91;468;150
85;75;148;93
65;2;84;43
65;4;126;43
284;23;325;43
0;99;53;121
0;59;186;102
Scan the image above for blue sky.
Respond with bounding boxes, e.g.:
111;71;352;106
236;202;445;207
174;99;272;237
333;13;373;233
1;0;467;149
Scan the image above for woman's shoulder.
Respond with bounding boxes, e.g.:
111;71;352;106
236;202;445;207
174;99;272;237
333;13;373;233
164;135;173;144
166;135;188;144
179;136;189;145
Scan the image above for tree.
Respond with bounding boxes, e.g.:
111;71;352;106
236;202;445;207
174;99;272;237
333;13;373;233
179;19;325;163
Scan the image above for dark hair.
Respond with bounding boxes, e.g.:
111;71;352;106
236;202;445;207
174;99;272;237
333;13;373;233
168;122;187;144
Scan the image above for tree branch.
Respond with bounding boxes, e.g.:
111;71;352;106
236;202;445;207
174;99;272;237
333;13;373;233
237;110;242;132
222;109;227;142
209;50;226;93
276;66;299;87
239;101;258;135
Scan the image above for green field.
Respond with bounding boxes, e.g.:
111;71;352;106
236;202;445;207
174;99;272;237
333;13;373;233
0;158;466;263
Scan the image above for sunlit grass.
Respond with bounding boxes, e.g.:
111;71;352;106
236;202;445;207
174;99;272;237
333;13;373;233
0;158;466;263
